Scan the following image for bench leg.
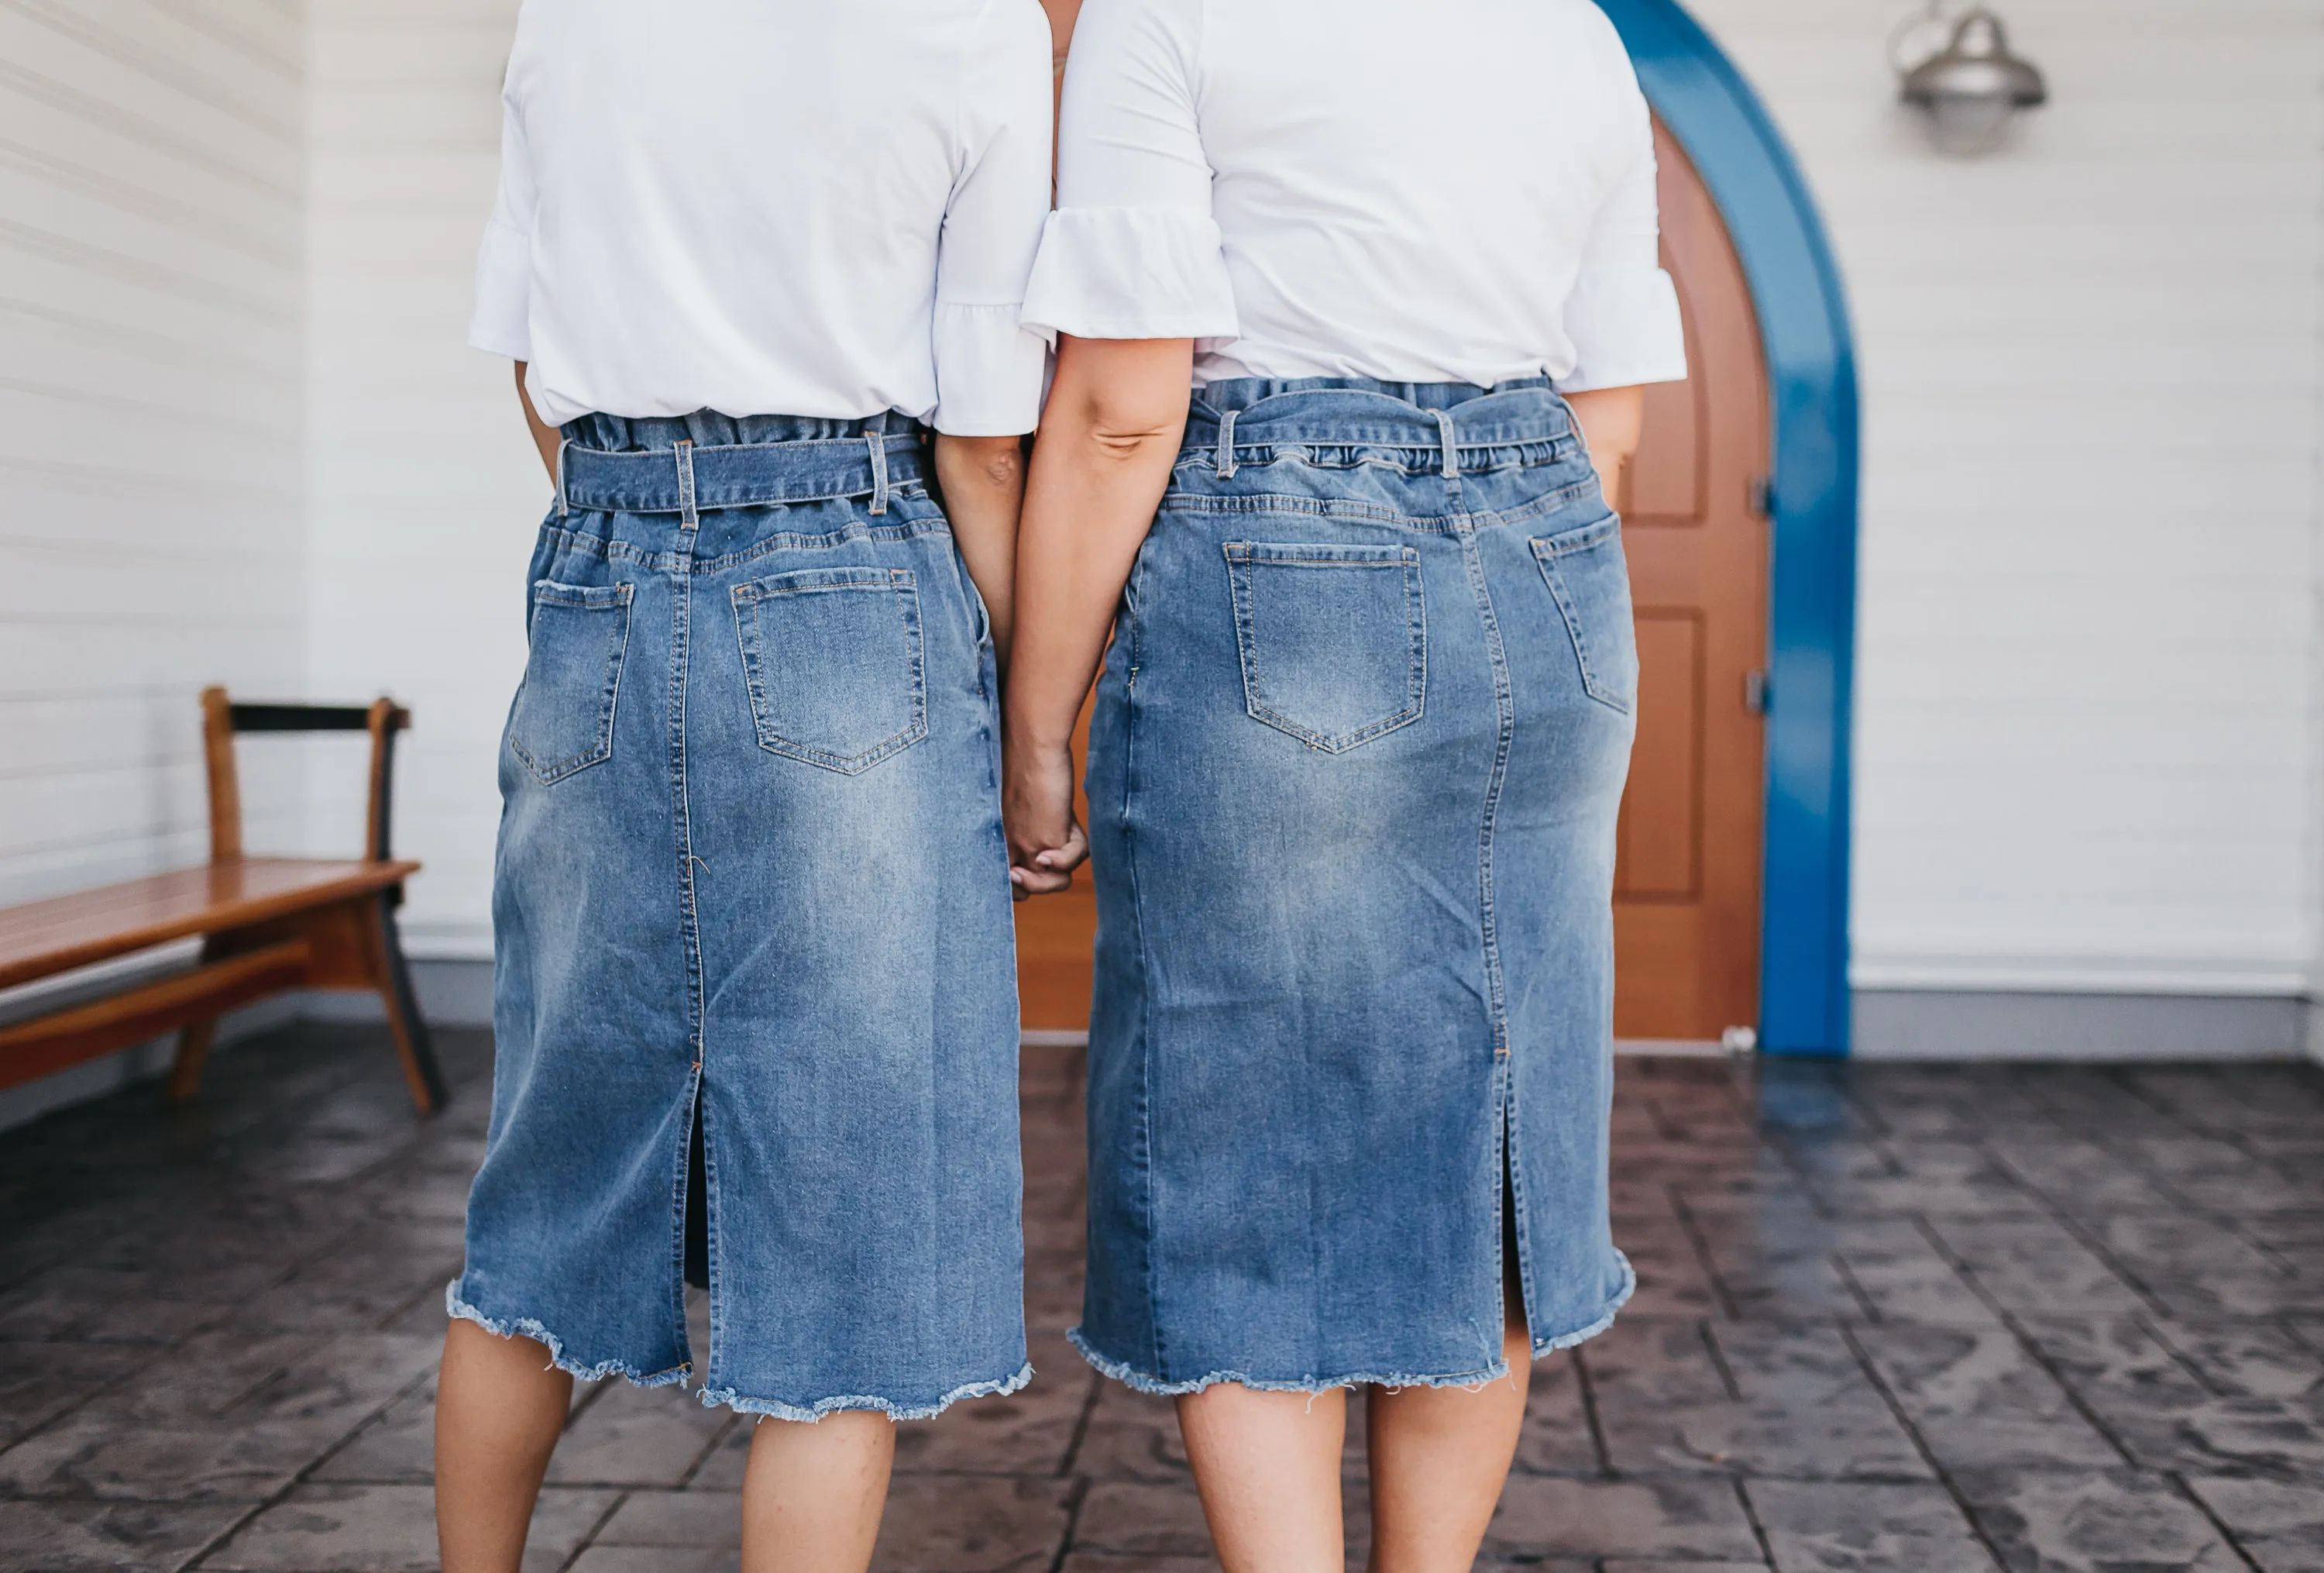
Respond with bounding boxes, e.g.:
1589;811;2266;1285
165;1020;216;1104
367;892;447;1114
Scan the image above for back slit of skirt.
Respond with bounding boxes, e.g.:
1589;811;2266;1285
1499;1087;1531;1344
684;1080;710;1292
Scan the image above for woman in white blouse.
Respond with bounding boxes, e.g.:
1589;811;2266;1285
439;5;1052;1571
1006;1;1688;1566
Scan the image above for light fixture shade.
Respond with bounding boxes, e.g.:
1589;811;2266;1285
1900;9;2047;153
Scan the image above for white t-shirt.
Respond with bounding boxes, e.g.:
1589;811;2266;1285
1021;0;1688;393
469;0;1054;434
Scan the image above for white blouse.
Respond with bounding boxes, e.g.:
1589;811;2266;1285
1021;0;1688;393
470;0;1054;434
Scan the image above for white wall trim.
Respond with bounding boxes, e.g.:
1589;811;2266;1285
401;926;493;964
1854;989;2308;1062
1850;955;2311;997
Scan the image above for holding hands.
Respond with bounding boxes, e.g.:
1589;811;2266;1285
1003;732;1088;899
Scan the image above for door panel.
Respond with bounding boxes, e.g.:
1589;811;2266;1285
1015;119;1772;1045
1621;608;1704;901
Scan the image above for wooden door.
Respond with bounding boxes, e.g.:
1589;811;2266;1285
1016;690;1100;1031
1611;123;1769;1043
1014;115;1772;1045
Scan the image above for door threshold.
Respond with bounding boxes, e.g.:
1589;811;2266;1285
1616;1038;1727;1058
1028;1031;1735;1058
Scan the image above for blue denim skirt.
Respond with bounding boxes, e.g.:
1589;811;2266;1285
452;412;1028;1421
1077;378;1637;1393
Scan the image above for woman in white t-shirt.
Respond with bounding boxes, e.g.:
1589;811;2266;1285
440;4;1051;1570
1005;1;1688;1565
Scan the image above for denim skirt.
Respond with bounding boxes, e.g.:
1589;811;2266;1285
1077;378;1637;1393
452;412;1028;1421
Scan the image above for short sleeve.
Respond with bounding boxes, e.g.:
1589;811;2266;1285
1019;0;1237;342
468;89;536;362
930;0;1056;435
1559;51;1687;393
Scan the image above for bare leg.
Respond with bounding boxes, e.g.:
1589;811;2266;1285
435;1320;572;1573
738;1411;897;1573
1177;1383;1347;1573
1364;1279;1533;1573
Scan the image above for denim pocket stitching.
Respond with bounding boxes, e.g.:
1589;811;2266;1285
1224;542;1426;753
730;568;928;774
1530;525;1633;714
1491;476;1604;531
508;579;634;785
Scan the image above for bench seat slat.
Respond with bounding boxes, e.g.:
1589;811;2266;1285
0;858;419;991
0;940;315;1089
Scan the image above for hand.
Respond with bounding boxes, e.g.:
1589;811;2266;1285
1003;738;1090;898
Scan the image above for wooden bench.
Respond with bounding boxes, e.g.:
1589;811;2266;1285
0;687;446;1113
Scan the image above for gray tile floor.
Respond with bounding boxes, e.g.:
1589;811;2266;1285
2;1025;2321;1572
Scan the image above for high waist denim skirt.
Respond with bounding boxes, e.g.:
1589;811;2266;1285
452;412;1028;1421
1077;378;1637;1393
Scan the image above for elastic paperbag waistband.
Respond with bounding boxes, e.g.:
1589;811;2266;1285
1181;377;1575;478
558;427;926;516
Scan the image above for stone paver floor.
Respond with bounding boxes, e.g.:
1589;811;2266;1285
3;1024;2322;1571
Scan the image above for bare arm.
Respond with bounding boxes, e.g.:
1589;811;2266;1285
933;434;1027;665
1002;335;1195;894
514;363;560;483
1565;384;1646;513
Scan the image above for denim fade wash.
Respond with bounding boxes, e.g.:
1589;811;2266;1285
1078;377;1638;1394
452;412;1029;1422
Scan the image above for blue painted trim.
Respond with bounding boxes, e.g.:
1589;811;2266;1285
1595;0;1859;1056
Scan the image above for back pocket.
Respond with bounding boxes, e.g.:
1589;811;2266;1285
731;566;927;774
1224;541;1425;753
1531;515;1637;713
508;580;634;785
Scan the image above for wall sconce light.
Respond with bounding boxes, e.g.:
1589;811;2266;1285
1893;4;2047;156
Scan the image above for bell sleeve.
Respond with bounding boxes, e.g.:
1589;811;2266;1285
1559;63;1688;393
468;89;537;363
930;0;1057;434
1019;0;1237;342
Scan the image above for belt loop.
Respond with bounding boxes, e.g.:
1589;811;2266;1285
555;437;570;518
1215;408;1239;479
866;429;889;515
673;439;699;530
1434;410;1460;480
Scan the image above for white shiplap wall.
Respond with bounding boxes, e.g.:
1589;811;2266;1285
305;0;541;960
1684;0;2324;1000
0;0;310;905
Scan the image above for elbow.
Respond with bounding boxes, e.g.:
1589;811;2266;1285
937;433;1026;490
1041;336;1195;468
1050;391;1183;467
1085;421;1179;466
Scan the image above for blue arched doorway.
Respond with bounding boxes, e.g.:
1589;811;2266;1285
1598;0;1861;1058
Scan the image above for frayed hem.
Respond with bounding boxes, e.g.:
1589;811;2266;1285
444;1283;692;1389
1529;1249;1635;1358
1067;1327;1513;1397
1067;1251;1637;1396
700;1361;1034;1423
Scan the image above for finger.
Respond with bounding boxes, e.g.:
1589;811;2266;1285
1043;824;1092;873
